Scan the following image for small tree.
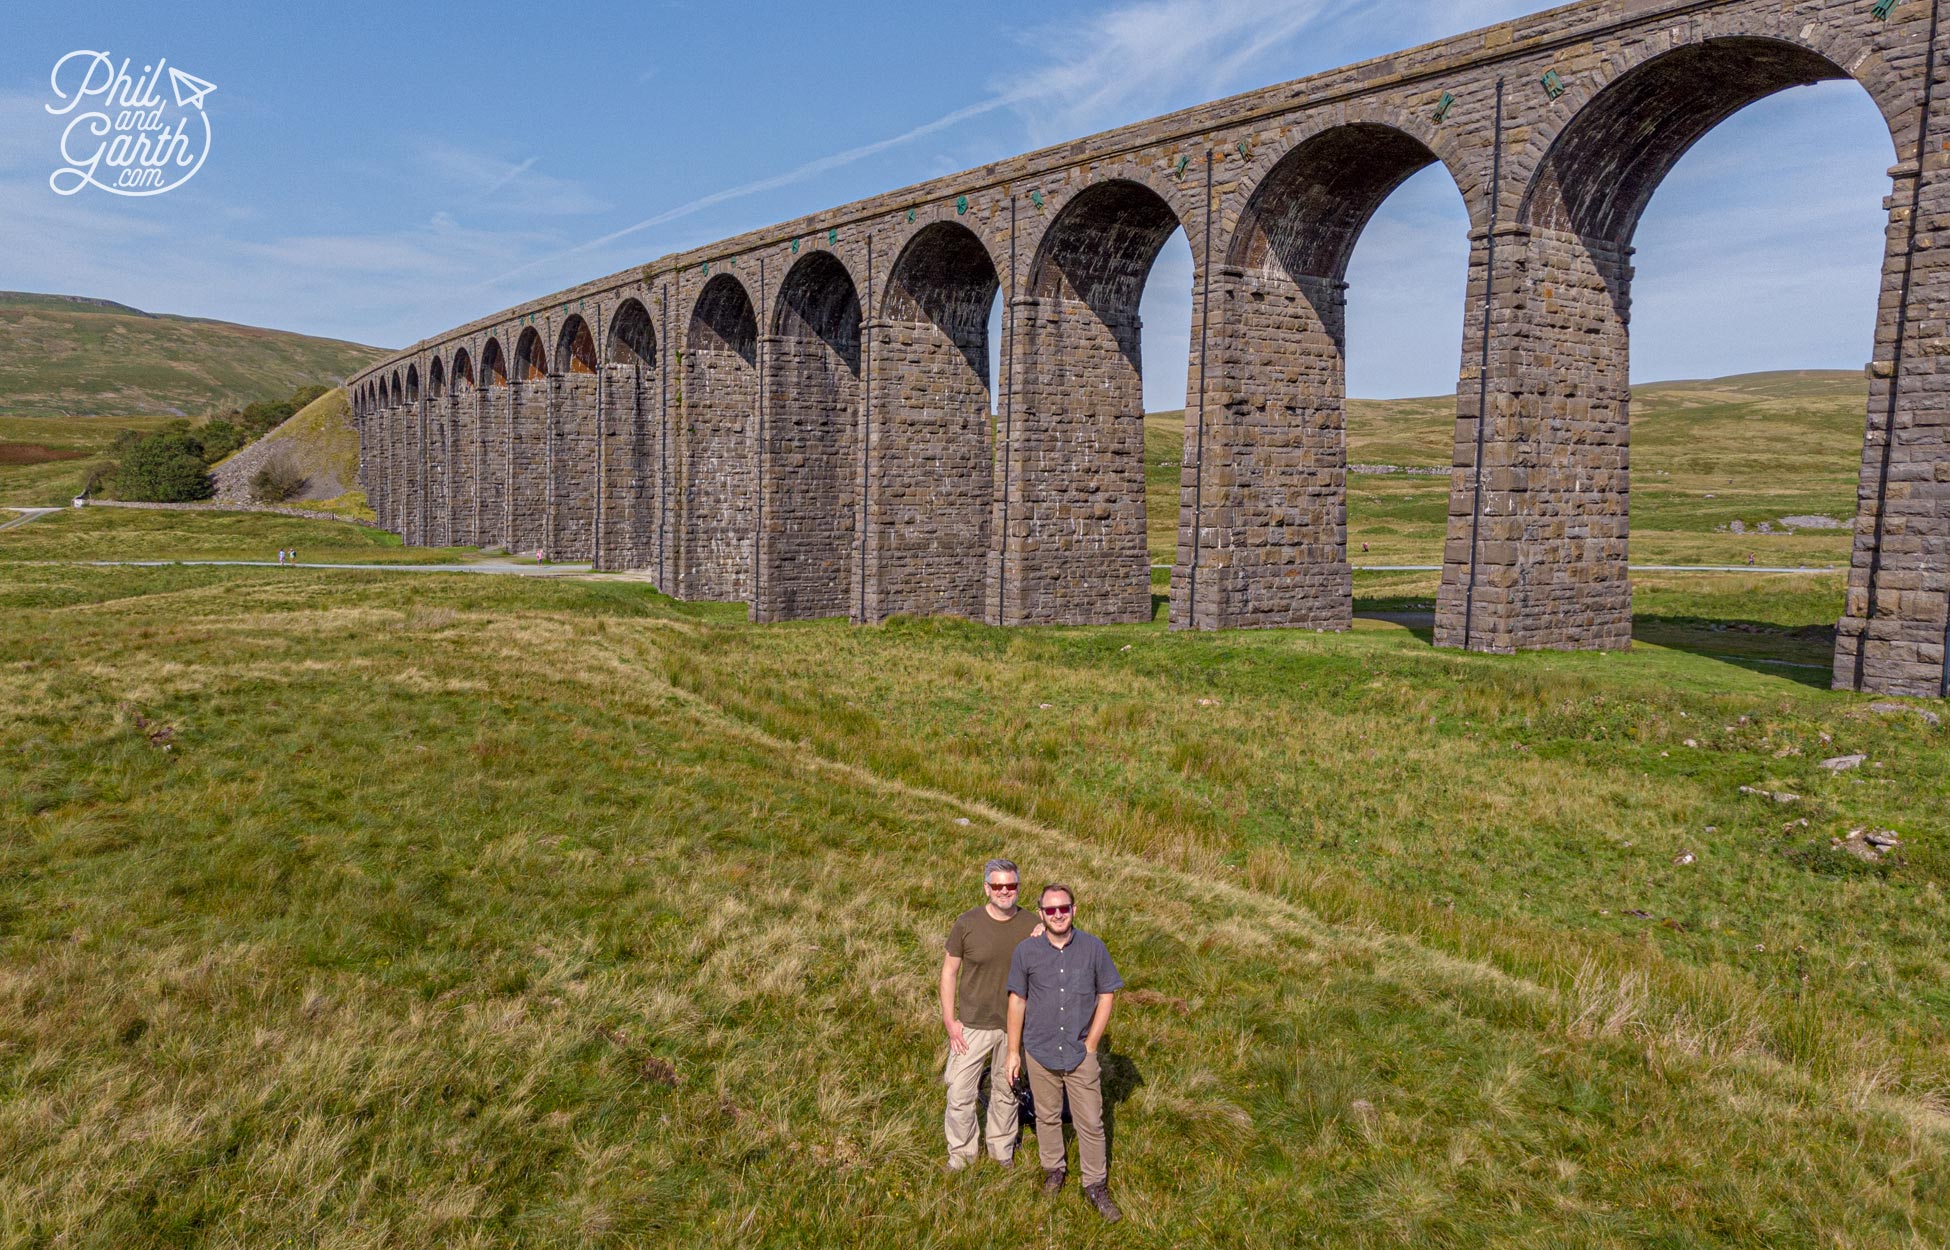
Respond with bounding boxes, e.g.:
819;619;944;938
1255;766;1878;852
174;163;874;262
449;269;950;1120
251;453;307;503
238;398;297;439
114;432;213;502
197;419;247;462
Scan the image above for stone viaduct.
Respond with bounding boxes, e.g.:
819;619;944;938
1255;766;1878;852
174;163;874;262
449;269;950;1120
349;0;1950;698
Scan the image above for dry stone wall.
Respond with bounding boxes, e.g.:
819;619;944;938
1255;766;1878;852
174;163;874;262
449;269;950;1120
349;0;1950;697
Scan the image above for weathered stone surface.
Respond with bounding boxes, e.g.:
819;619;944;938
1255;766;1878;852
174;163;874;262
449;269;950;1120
348;0;1949;699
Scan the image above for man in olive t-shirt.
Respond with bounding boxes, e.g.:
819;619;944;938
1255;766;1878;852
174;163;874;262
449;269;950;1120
939;857;1040;1169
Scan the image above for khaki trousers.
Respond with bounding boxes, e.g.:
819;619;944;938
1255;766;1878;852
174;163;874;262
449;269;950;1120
1025;1051;1107;1186
943;1025;1018;1164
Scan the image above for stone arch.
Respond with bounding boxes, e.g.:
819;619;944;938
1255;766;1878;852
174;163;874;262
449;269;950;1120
606;297;656;368
405;364;420;404
863;220;1003;622
773;251;860;365
514;326;548;381
555;314;598;374
757;251;861;621
1519;37;1879;261
1179;122;1471;631
1436;32;1912;666
878;212;1010;307
481;337;508;387
688;273;758;361
1025;161;1206;281
1508;32;1904;233
1002;177;1193;624
1028;177;1189;347
389;372;402;405
1228;122;1452;283
452;347;475;391
682;273;760;601
1225;105;1489;239
882;221;1000;378
429;355;446;398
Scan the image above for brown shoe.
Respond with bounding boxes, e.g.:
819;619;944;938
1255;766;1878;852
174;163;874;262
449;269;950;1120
1083;1182;1122;1223
1042;1167;1067;1195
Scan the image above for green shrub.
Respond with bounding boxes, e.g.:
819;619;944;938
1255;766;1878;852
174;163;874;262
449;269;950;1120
113;432;213;502
238;397;297;439
197;419;248;462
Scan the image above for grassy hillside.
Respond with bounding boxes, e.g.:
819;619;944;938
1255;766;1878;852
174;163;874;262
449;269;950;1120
0;553;1942;1245
1146;370;1869;567
0;291;387;418
211;387;372;519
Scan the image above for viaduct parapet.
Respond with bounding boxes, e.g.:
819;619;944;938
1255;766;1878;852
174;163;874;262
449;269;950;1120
349;0;1950;698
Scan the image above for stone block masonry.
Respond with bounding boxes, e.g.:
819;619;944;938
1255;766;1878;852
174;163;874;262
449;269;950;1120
351;0;1950;697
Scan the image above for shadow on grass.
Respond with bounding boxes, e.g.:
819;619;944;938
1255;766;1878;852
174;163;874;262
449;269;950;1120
1347;593;1839;688
1352;590;1437;645
1633;613;1837;689
1353;607;1436;645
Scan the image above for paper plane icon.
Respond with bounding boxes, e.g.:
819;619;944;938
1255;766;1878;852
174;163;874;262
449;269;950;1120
168;67;217;110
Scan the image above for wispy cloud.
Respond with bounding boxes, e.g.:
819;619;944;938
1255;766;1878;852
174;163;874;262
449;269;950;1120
478;0;1343;293
996;0;1331;144
477;91;1028;290
422;144;608;216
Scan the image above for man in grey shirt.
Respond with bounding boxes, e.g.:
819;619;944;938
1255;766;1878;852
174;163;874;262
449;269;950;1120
1005;882;1123;1223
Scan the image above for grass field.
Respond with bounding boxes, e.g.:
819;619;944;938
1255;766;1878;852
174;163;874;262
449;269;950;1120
0;507;462;566
1147;371;1868;568
1;504;1944;1245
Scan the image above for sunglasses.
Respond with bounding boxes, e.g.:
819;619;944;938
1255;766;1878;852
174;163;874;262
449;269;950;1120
987;881;1019;892
1040;904;1073;916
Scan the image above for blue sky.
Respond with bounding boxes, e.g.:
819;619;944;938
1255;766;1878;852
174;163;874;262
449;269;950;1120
1;0;1897;405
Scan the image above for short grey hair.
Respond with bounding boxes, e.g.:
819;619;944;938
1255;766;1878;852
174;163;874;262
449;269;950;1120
982;858;1019;883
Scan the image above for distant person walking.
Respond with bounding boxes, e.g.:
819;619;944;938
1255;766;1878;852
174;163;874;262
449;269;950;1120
1007;883;1123;1222
940;857;1039;1171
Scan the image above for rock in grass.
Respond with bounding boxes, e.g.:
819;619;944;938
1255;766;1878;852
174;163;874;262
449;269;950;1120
1819;754;1867;773
1833;827;1901;862
1739;785;1801;803
1868;701;1942;729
